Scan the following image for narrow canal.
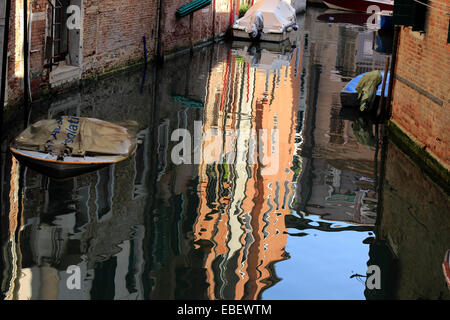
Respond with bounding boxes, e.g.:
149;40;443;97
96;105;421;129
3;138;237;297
1;7;449;300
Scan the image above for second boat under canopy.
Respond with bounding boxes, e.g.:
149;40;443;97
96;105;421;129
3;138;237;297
232;0;297;42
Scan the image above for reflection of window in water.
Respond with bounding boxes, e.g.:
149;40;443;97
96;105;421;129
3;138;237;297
126;226;145;296
212;91;221;127
75;185;90;230
95;165;114;221
205;163;219;207
329;93;345;144
157;120;169;181
90;256;117;300
133;129;149;199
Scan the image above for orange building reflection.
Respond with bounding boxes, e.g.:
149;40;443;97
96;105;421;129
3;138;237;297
194;42;302;300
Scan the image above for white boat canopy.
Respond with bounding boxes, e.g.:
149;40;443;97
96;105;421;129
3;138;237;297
233;0;296;34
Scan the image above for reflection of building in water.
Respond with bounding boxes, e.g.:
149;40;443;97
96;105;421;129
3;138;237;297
354;31;387;75
142;47;220;300
298;158;377;225
336;27;388;78
193;42;301;299
1;45;221;300
0;60;160;299
294;8;379;226
336;28;358;78
2;132;149;299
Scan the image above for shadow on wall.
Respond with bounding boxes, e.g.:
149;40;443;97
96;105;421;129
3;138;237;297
159;2;235;58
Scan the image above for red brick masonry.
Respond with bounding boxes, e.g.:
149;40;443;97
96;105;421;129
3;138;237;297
5;0;234;106
391;2;449;169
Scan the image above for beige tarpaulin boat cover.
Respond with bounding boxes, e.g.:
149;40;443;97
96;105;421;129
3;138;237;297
355;70;382;112
12;116;138;157
233;0;296;34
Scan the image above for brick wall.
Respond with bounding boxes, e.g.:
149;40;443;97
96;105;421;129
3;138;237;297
6;0;22;105
29;0;47;93
82;0;158;76
391;2;450;169
5;0;234;106
159;0;232;55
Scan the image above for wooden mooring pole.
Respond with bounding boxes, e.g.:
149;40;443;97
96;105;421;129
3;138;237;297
190;12;194;54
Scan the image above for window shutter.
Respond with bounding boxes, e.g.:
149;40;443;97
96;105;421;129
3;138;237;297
411;0;428;31
393;0;428;32
393;0;415;26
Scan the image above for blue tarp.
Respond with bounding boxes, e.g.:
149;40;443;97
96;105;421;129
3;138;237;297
343;72;390;97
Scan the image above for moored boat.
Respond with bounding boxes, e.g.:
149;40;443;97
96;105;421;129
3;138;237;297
232;0;298;43
340;71;390;108
10;116;138;179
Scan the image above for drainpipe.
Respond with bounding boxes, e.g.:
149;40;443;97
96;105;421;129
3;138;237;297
374;26;400;234
189;13;194;53
155;0;163;61
230;0;234;27
23;0;29;127
0;0;11;118
27;1;32;102
212;0;215;41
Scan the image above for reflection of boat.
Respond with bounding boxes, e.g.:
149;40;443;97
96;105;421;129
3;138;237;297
232;0;298;42
10;116;138;179
232;39;294;55
231;42;294;70
340;71;390;107
323;0;394;13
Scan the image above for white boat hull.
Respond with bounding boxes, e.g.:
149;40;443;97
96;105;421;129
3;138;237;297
232;29;288;43
10;147;134;179
232;0;297;43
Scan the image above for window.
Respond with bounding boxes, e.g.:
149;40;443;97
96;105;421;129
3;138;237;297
393;0;428;32
45;0;70;68
95;165;114;221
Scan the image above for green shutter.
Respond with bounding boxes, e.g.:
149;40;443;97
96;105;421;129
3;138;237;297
176;0;212;18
